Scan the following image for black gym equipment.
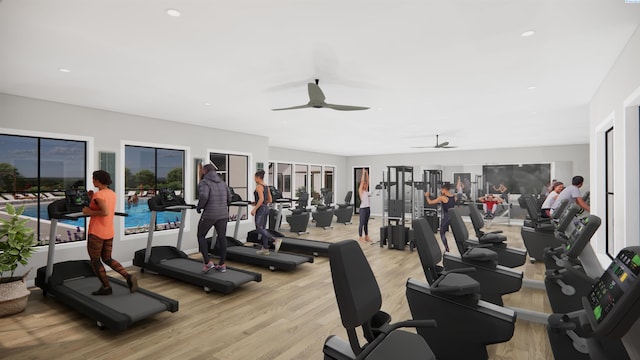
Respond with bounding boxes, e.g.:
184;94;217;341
133;190;261;294
247;228;331;257
544;214;603;314
248;193;332;257
210;198;313;271
445;208;523;306
406;217;516;359
334;191;354;225
323;240;437;360
546;247;640;359
312;191;335;229
35;191;178;331
461;205;527;268
285;192;311;235
520;195;567;262
380;166;416;251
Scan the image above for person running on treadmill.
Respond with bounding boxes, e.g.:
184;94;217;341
82;170;138;296
251;170;282;255
358;169;371;242
196;163;230;273
551;175;590;214
425;182;455;252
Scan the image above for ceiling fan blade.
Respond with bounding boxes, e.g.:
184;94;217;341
272;104;312;111
438;141;450;147
323;103;369;111
308;83;326;103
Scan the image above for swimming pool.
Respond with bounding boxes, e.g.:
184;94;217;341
19;198;182;229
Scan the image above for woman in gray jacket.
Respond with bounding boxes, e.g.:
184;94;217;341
196;163;231;273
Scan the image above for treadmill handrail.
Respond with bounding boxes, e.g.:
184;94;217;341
45;212;128;283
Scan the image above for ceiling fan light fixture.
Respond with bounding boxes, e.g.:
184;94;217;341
166;8;181;17
521;30;536;37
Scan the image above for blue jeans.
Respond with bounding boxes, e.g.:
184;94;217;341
358;207;370;236
254;206;274;248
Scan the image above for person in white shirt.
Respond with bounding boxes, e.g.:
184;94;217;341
551;176;590;214
358;170;371;242
541;181;564;217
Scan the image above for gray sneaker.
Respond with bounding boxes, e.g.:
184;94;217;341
274;238;283;253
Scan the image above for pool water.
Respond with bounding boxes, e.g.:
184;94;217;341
20;198;182;229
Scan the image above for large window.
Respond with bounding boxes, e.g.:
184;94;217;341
269;161;337;204
210;152;249;222
605;127;615;259
124;145;184;234
294;164;308;197
0;133;87;246
277;163;292;198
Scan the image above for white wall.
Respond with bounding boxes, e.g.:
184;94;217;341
347;144;589;215
0;93;269;282
589;26;640;259
588;26;640;356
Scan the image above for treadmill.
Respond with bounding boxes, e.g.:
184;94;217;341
209;199;313;271
35;190;178;331
133;189;261;294
247;196;330;257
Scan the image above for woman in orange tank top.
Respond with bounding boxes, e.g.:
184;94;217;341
82;170;138;296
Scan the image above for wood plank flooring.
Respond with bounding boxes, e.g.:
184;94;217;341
0;215;554;360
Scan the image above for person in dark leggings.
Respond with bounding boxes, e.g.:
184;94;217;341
425;182;456;252
358;169;371;242
82;170;137;295
251;170;282;255
196;164;231;273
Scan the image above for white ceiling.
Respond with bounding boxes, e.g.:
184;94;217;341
1;1;639;156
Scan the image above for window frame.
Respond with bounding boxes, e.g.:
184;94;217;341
1;128;93;251
121;140;190;239
207;148;252;224
604;126;615;260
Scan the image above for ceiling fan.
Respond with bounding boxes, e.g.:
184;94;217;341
272;79;369;111
413;134;458;149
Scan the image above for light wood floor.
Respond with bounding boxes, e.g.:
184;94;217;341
0;215;553;360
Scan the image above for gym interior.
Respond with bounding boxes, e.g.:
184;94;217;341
1;2;640;360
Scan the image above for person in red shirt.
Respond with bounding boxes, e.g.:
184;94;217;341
82;170;137;296
478;194;503;218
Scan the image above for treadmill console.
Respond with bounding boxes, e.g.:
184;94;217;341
564;215;600;258
583;246;640;338
158;188;181;207
65;189;90;212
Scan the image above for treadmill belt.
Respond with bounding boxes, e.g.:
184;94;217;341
226;245;313;270
63;277;169;323
280;237;331;256
161;258;258;284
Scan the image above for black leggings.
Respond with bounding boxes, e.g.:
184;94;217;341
254;206;274;248
197;217;227;264
358;207;370;236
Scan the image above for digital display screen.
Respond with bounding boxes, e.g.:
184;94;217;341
618;249;640;277
65;190;89;210
588;249;639;324
588;271;623;323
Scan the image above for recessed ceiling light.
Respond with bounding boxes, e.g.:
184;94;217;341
527;86;537;90
58;68;71;73
204;102;211;106
166;8;181;17
521;30;536;37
